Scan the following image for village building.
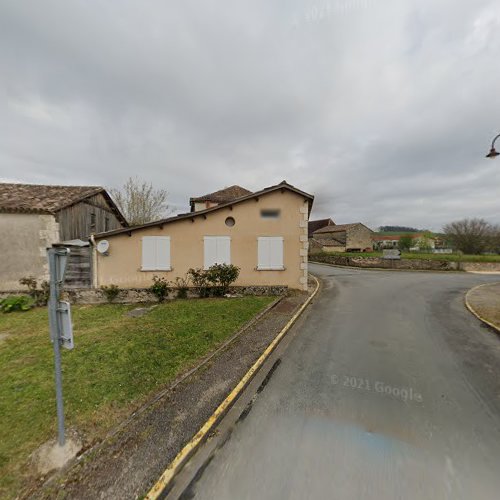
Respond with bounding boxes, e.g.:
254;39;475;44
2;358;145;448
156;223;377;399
93;181;313;291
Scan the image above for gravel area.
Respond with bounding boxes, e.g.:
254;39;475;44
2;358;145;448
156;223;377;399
467;282;500;331
32;288;312;500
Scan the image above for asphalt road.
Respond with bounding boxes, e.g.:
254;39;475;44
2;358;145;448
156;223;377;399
175;264;500;500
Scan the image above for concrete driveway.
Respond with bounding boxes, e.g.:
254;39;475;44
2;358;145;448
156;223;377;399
171;264;500;500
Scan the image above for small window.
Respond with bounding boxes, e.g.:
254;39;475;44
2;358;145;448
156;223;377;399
142;236;171;271
204;236;231;269
260;209;280;219
105;217;110;232
257;237;284;270
225;217;235;227
90;213;96;232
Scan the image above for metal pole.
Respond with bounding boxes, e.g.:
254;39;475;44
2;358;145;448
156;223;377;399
48;249;65;446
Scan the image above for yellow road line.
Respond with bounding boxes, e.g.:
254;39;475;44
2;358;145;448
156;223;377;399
464;282;500;334
146;275;320;499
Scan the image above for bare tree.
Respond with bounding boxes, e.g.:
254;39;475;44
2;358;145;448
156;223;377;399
443;218;493;255
110;177;169;226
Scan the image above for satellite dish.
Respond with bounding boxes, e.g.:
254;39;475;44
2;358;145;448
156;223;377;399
97;240;110;254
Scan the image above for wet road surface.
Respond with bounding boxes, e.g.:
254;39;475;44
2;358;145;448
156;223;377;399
174;264;500;500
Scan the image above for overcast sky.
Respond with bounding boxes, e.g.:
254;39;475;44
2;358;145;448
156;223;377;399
1;0;499;231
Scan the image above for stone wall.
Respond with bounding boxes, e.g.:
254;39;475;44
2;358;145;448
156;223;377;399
346;225;373;251
311;254;459;271
60;285;288;305
460;262;500;273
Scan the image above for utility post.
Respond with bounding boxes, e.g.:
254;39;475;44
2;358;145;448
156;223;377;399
47;246;73;447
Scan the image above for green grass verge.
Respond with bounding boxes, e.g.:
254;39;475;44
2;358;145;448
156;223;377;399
315;251;500;263
0;296;275;498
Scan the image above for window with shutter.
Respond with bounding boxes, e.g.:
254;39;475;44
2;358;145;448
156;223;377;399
141;236;171;271
204;236;231;269
257;237;284;270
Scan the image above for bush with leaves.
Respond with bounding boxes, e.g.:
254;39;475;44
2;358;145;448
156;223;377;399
150;276;171;302
19;277;50;306
174;276;190;299
101;284;121;303
206;263;240;296
0;295;35;313
187;268;211;297
188;264;240;297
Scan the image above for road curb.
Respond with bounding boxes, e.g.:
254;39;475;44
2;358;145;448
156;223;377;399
145;275;321;499
464;282;500;335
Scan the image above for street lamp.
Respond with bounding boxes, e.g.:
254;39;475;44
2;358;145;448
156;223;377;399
486;133;500;158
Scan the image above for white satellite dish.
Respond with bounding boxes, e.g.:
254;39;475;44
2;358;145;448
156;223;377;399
97;240;110;254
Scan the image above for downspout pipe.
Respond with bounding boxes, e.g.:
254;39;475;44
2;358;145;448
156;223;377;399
89;234;98;289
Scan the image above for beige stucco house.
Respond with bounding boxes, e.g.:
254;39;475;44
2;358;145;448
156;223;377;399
93;181;314;291
0;183;127;291
311;223;374;253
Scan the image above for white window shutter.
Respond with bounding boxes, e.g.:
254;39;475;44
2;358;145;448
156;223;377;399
204;237;217;269
258;237;270;269
155;237;171;270
142;237;157;270
270;238;284;269
216;237;231;265
258;237;283;270
204;236;231;268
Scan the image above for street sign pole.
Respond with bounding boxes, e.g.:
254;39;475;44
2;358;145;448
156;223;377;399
47;247;72;447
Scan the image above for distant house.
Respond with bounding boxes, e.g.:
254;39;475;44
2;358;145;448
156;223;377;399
94;181;313;291
190;185;253;212
372;233;440;251
0;183;127;291
311;223;374;253
308;218;335;238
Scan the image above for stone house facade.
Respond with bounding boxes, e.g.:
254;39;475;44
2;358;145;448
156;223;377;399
311;223;374;253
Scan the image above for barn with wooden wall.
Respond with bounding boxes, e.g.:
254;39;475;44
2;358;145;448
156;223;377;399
0;183;127;291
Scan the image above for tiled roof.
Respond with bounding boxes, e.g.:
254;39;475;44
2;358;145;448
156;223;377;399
190;185;252;204
308;218;335;237
314;223;361;234
315;233;347;246
0;183;103;213
0;182;128;226
372;233;425;241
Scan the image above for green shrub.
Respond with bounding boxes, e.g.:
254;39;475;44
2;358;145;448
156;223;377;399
0;295;35;313
187;268;211;298
206;263;240;296
150;276;170;302
188;264;240;297
19;277;50;306
174;276;190;299
101;284;121;303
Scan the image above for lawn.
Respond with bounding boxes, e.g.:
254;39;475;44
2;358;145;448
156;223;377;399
0;296;275;498
316;251;500;263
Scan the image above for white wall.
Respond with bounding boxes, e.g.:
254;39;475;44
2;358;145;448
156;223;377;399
0;213;60;291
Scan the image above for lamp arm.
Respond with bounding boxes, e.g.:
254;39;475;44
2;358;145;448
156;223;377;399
491;133;500;149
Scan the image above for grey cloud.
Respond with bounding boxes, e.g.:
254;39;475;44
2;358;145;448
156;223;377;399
1;0;499;228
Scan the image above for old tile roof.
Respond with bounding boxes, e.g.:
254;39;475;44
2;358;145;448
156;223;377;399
313;223;362;234
0;183;128;226
372;233;425;241
315;233;347;246
0;183;105;213
308;218;335;238
190;185;252;205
